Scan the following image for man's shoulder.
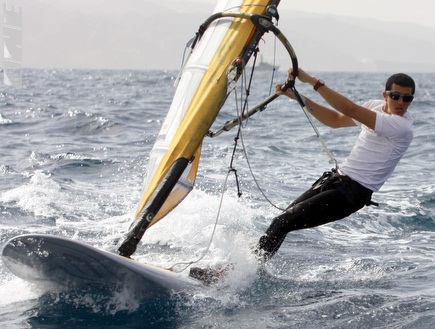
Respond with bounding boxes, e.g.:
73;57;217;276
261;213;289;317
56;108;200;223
361;99;385;111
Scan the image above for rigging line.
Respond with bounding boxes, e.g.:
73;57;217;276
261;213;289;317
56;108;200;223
234;57;286;212
291;86;338;168
170;56;284;273
168;169;233;273
237;118;286;212
169;61;250;273
228;81;243;197
170;50;287;272
267;19;279;95
228;60;246;197
174;37;195;88
239;51;257;129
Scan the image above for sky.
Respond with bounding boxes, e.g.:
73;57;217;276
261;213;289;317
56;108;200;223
2;0;435;72
290;0;435;29
192;0;435;29
21;0;435;29
288;0;435;29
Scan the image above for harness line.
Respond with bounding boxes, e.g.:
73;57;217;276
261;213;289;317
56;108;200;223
291;86;338;169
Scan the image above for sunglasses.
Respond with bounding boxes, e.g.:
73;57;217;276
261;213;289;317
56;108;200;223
386;91;414;103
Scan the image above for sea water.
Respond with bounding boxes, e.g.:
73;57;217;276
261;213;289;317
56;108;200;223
0;69;434;328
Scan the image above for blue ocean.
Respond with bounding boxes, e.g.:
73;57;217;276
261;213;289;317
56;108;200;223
0;68;434;328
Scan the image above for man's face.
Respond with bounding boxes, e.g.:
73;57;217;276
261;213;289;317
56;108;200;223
383;83;414;116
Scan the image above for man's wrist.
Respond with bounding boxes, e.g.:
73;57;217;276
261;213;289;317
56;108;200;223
308;76;317;87
313;79;325;91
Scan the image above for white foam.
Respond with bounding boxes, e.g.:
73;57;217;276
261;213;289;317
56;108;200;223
0;277;42;306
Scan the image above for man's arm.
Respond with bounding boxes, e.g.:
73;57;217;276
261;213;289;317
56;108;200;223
297;69;377;130
297;95;356;128
276;84;356;129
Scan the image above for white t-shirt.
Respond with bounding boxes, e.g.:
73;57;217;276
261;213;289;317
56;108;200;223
339;100;413;192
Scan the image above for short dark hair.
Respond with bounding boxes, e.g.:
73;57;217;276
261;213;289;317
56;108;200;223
385;73;415;95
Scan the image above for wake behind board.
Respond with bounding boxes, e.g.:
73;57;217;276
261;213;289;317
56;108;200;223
2;234;203;299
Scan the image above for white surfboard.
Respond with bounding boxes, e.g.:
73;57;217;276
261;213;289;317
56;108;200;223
2;234;203;299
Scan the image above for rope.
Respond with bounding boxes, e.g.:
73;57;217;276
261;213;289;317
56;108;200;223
238;40;287;211
169;65;250;272
169;19;336;270
267;19;279;95
169;53;283;272
291;86;338;169
238;126;287;212
232;52;287;211
168;170;233;273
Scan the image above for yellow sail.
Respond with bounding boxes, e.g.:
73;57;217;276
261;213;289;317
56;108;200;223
118;0;280;257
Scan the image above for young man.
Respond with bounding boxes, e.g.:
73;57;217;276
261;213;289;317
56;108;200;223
256;68;415;261
189;69;415;283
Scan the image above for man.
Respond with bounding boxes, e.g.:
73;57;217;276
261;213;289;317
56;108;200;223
189;69;415;283
256;68;415;261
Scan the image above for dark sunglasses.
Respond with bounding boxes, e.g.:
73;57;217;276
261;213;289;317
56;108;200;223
386;91;414;103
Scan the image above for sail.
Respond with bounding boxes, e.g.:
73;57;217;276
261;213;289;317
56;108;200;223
118;0;285;257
